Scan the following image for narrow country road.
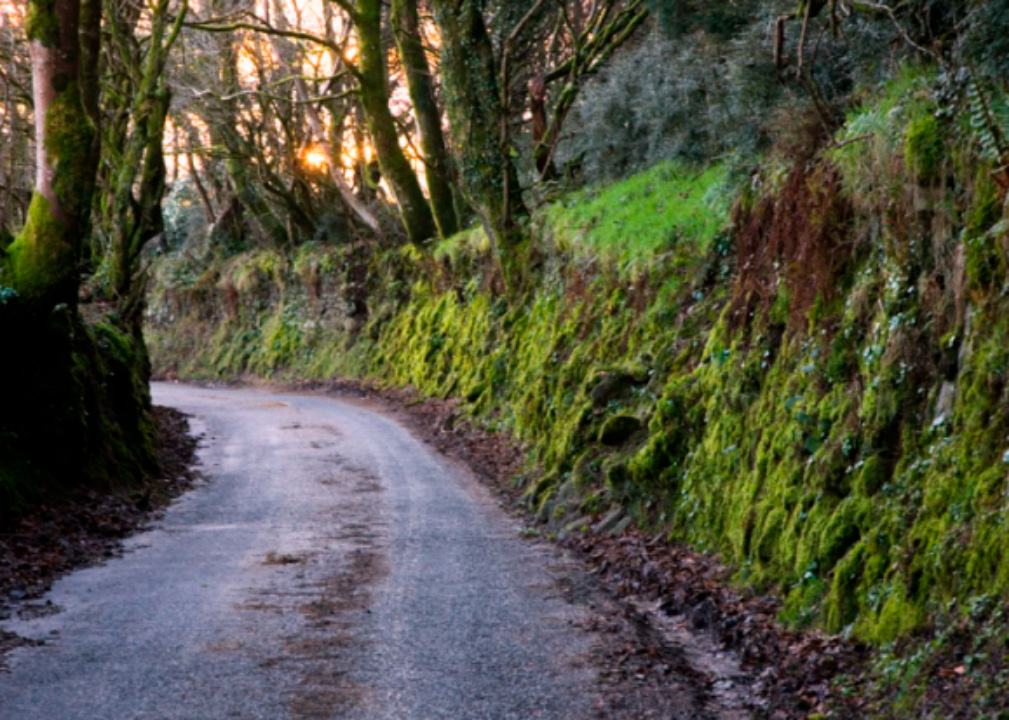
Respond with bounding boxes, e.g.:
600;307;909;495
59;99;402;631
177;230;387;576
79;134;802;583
0;384;717;719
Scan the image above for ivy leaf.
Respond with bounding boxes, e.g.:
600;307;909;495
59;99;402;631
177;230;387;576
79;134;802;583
0;286;19;305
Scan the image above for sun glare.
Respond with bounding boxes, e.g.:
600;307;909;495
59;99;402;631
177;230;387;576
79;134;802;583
303;147;329;171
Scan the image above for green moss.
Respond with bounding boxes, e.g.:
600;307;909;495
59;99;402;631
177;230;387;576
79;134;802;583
25;0;60;46
571;448;602;492
904;113;944;181
830;65;938;209
826;541;867;631
817;497;867;568
433;225;491;270
964;171;1005;294
579;489;605;515
854;455;890;496
524;472;558;508
6;195;73;303
229;249;287;293
755;507;788;563
249;303;306;373
292;242;337;286
44;81;95;214
598;414;642;446
589;369;645;407
539;161;732;273
825;328;857;383
5;75;94;309
604;457;630;490
865;583;925;644
769;284;792;326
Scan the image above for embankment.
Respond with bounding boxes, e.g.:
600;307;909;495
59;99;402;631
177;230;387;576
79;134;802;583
148;71;1009;712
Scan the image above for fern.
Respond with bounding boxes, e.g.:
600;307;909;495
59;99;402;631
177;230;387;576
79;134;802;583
968;78;1009;169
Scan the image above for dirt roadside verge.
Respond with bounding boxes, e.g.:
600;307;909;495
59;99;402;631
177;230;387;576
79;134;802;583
0;407;200;670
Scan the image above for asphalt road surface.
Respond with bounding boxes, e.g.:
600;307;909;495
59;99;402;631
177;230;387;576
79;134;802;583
0;384;654;719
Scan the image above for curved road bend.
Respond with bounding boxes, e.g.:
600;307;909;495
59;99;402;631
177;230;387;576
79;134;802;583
0;384;706;719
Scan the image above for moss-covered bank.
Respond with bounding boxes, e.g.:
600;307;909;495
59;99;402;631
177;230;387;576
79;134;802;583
0;295;157;520
148;70;1009;710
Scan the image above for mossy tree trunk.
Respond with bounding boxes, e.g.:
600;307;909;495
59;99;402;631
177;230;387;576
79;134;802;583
353;0;437;246
78;0;101;221
391;0;459;239
8;0;98;308
104;0;186;318
428;0;528;291
0;0;155;510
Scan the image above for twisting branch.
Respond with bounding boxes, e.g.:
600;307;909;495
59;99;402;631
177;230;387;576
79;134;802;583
257;5;380;233
184;15;363;80
849;0;943;63
499;0;550;212
532;0;647;180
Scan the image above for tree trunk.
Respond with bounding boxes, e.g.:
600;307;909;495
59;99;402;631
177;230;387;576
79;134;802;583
8;0;96;308
105;0;185;316
391;0;459;239
355;0;437;246
263;0;382;236
428;0;527;289
0;0;154;502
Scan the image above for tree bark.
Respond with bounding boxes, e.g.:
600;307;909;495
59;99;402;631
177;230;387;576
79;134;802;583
428;0;527;289
260;0;382;236
391;0;459;238
268;45;382;236
355;0;437;245
8;0;97;307
105;0;185;316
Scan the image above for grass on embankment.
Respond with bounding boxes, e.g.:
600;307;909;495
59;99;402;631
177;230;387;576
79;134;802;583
539;160;732;263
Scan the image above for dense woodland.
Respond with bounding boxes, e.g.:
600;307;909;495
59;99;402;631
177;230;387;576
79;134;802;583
5;0;1009;714
4;0;1006;295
